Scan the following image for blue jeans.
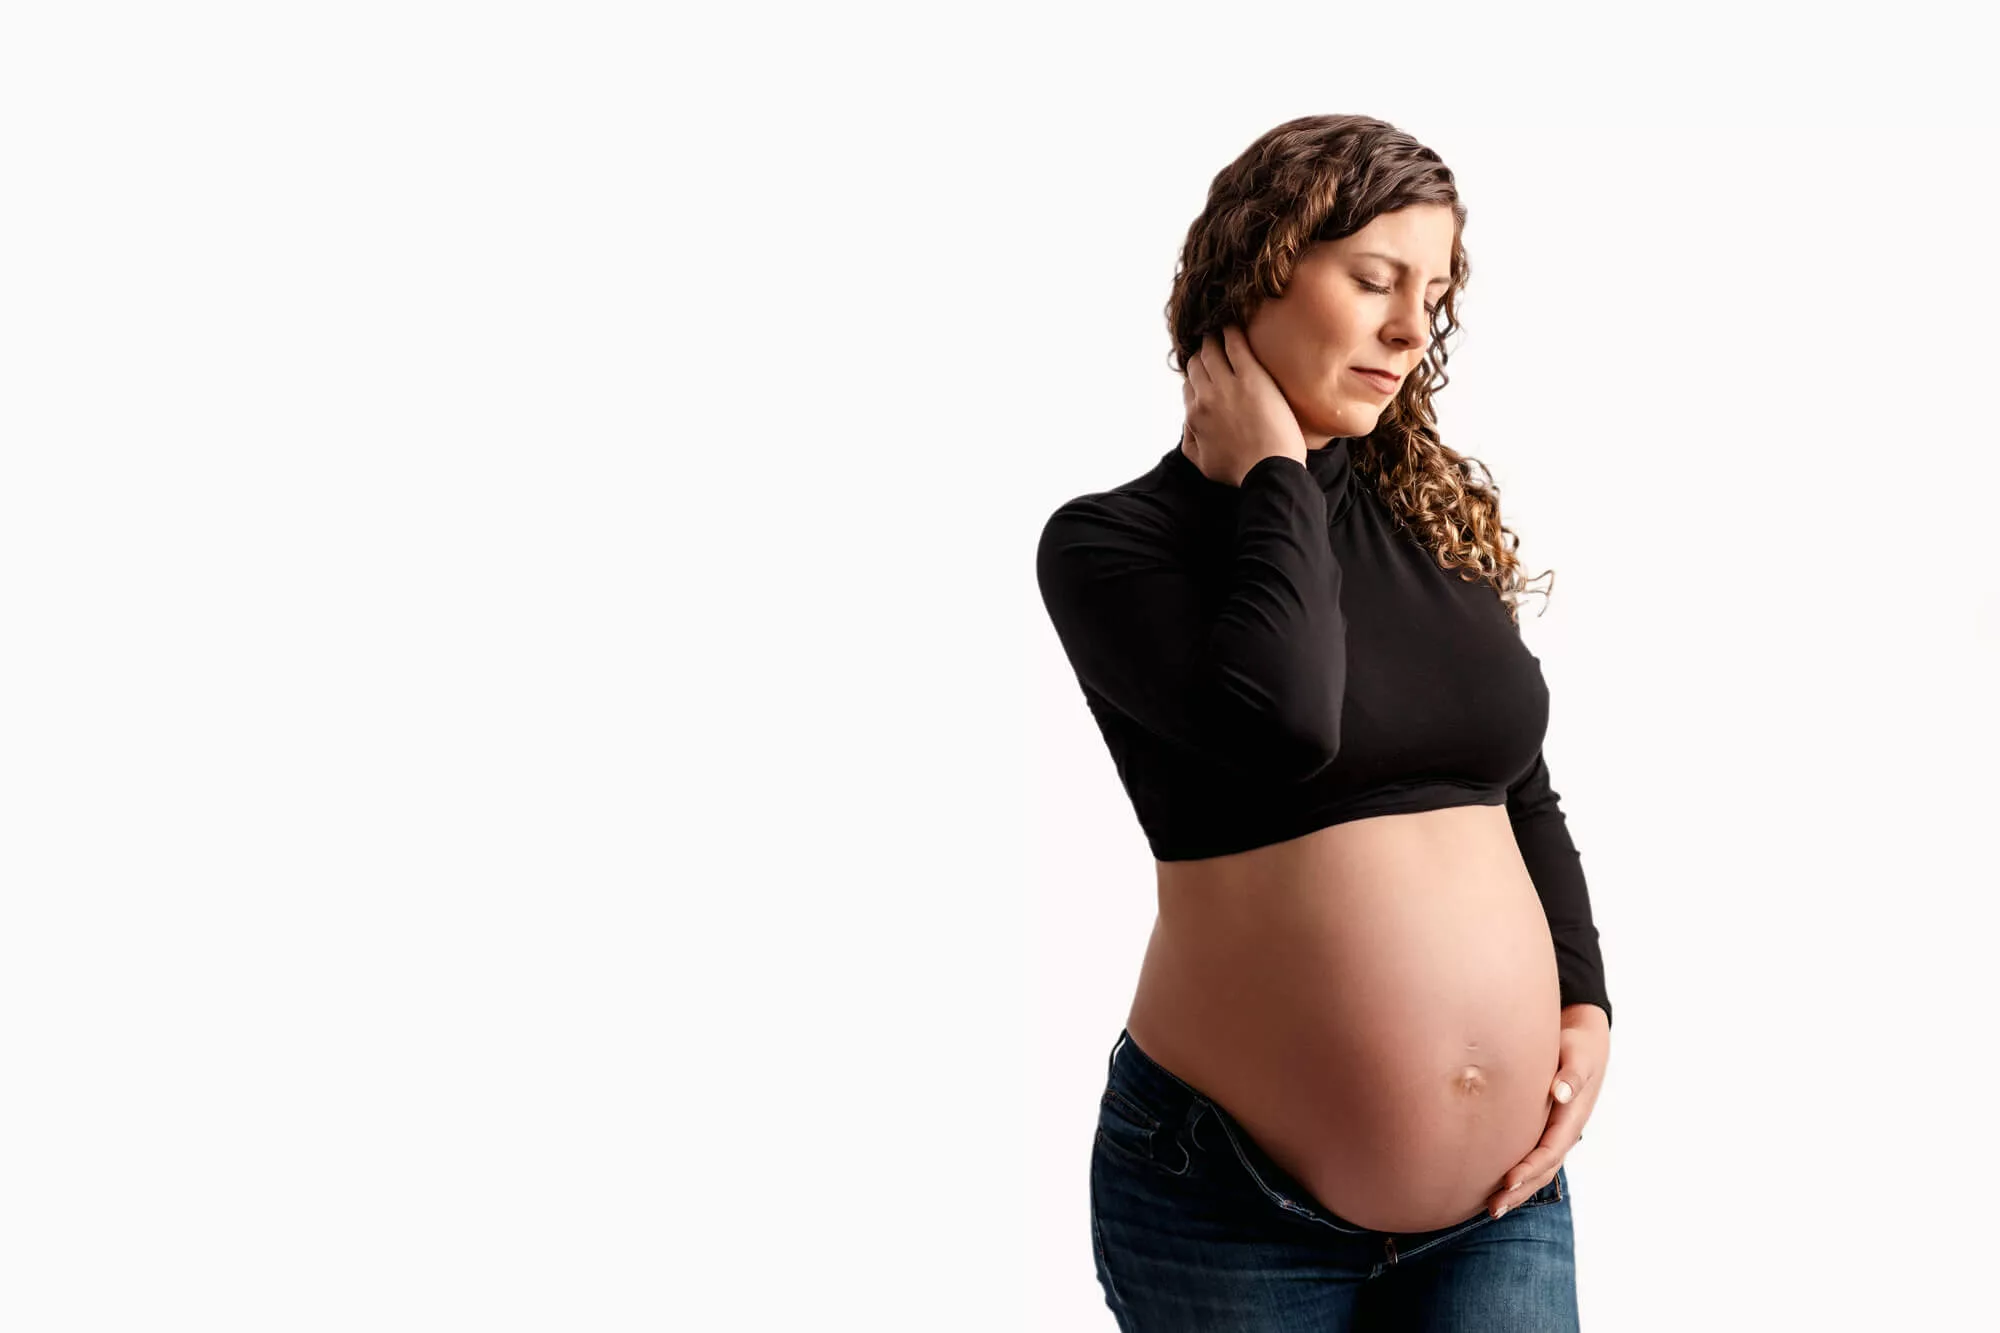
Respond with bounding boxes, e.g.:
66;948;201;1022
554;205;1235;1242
1090;1028;1580;1331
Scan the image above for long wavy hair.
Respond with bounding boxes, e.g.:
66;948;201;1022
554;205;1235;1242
1166;113;1552;626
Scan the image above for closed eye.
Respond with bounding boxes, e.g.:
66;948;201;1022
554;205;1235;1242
1356;279;1439;318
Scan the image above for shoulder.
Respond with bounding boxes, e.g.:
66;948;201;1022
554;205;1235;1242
1039;452;1192;550
1036;452;1216;602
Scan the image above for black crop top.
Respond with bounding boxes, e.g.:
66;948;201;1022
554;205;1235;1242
1036;435;1611;1026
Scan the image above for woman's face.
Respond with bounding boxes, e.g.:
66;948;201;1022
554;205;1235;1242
1243;203;1457;446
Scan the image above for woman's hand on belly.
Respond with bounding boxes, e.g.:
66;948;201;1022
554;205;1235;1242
1483;1001;1610;1218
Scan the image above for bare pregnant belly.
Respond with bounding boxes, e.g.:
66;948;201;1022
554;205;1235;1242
1125;802;1563;1235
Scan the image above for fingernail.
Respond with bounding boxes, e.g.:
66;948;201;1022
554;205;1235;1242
1555;1081;1573;1103
1492;1204;1508;1219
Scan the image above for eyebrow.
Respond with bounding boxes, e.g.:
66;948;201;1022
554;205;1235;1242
1355;251;1452;290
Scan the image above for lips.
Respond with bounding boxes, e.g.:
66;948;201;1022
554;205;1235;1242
1351;367;1399;393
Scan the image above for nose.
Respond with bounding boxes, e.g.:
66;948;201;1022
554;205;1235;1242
1381;297;1431;350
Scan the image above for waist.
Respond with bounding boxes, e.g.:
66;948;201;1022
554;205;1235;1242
1154;801;1531;933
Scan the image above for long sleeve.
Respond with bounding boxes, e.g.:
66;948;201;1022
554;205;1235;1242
1036;454;1348;781
1505;747;1612;1027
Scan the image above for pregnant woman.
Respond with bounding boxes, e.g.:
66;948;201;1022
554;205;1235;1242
1035;114;1614;1330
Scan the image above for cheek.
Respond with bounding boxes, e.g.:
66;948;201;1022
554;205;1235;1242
1250;303;1334;378
1288;317;1367;389
1247;294;1369;418
1242;302;1294;368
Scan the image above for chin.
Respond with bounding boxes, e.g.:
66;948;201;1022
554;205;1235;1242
1306;402;1372;437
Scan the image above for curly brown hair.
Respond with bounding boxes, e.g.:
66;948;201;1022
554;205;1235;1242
1165;113;1552;626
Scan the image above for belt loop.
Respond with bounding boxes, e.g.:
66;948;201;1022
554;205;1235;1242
1152;1094;1194;1172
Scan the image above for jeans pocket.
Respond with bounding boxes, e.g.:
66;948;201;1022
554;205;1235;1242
1518;1163;1568;1208
1095;1086;1162;1160
1096;1084;1197;1176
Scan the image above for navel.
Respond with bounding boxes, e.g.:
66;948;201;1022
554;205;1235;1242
1452;1064;1486;1095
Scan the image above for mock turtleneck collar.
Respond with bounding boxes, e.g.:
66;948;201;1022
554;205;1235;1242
1305;435;1356;495
1165;433;1362;522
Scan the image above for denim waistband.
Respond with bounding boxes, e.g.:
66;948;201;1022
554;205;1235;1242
1103;1026;1351;1229
1105;1027;1209;1130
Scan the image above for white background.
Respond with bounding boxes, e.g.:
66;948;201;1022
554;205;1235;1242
3;3;1995;1329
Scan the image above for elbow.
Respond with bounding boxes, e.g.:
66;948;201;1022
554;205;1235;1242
1273;717;1342;781
1203;663;1345;781
1274;673;1344;779
1248;692;1340;780
1200;701;1340;781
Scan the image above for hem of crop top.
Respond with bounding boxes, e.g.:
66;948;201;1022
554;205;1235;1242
1146;783;1510;863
